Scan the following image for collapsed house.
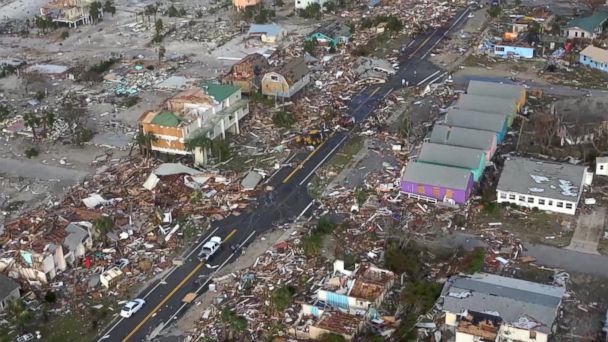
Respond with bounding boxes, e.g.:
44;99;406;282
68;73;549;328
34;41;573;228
222;53;269;94
305;22;351;46
496;157;591;215
439;273;565;342
291;260;395;340
138;84;249;165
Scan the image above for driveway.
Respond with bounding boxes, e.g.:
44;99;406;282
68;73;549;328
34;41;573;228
566;207;606;255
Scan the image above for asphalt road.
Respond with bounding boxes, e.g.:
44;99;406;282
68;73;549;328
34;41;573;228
97;6;472;342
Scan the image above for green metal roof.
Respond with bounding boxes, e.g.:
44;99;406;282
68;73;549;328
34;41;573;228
151;111;182;127
199;83;240;102
564;11;608;32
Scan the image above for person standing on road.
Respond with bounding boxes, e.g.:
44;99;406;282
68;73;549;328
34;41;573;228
401;78;406;86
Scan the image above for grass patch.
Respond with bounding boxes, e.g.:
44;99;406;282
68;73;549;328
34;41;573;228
301;216;336;258
306;136;364;199
39;303;115;342
464;248;485;274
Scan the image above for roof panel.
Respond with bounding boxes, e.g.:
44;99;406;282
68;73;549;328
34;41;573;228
401;162;471;190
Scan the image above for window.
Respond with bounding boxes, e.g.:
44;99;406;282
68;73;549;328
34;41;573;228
575;32;578;37
601;165;605;170
432;187;440;198
270;75;279;81
445;189;453;199
500;192;507;199
509;194;516;200
519;195;525;202
557;201;564;208
527;197;534;203
495;47;505;52
581;32;585;38
566;203;573;209
548;200;553;206
538;199;545;205
530;330;537;339
417;185;424;194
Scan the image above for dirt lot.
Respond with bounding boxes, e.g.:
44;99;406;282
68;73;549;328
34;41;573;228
470;205;575;247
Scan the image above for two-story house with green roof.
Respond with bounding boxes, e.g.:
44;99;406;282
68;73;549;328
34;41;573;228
138;83;248;165
562;10;608;39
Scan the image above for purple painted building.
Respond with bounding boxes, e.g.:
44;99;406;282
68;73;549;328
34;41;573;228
400;162;474;204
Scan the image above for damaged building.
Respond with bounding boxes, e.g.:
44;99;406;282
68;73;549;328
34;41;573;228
261;57;310;98
440;273;566;342
40;0;95;28
222;53;269;94
139;84;249;165
496;157;591;215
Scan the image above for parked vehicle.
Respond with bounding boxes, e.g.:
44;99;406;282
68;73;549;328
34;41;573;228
120;298;145;318
197;236;222;261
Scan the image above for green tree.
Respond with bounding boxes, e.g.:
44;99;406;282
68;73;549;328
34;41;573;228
185;135;213;165
44;290;57;303
145;4;157;22
23;113;41;140
6;299;31;333
274;0;284;7
93;215;114;239
488;5;501;18
361;17;373;29
103;0;116;16
220;307;248;340
155;18;163;37
316;215;336;234
41;111;55;138
323;1;336;12
179;7;187;16
158;45;166;64
135;131;158;159
355;187;367;206
386;16;403;32
167;4;179;17
272;111;296;128
301;3;321;19
271;286;295;314
89;1;102;22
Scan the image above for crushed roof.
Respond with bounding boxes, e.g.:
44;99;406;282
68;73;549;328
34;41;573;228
401;162;472;190
430;124;495;151
273;56;309;85
563;10;608;33
199;83;240;102
466;80;525;103
456;94;517;116
445;109;507;133
418;142;485;170
497;157;587;201
580;45;608;65
151;111;182;127
441;273;565;334
314;310;362;336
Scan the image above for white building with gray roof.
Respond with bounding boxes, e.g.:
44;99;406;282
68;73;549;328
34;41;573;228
440;273;565;342
496;157;590;215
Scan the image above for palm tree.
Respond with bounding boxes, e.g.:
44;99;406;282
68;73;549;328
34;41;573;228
185;135;213;166
23;113;41;140
220;307;247;340
135;131;158;159
6;299;31;333
41;111;55;138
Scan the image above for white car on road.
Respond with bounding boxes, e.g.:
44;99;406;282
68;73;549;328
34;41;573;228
197;236;222;261
120;298;145;318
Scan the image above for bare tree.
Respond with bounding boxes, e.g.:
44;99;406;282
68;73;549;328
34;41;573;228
533;112;560;151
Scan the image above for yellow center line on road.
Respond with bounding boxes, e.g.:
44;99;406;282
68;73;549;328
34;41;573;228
224;229;237;242
121;262;203;342
409;34;432;59
282;137;331;184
